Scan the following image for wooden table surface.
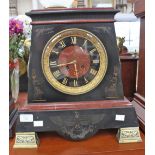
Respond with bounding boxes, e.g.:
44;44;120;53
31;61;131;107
10;129;145;155
9;93;145;155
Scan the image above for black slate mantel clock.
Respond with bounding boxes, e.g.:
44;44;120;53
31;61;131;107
14;8;141;148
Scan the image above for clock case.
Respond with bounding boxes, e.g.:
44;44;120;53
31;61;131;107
15;8;140;141
28;9;124;102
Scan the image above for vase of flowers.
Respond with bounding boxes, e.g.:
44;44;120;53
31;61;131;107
9;16;31;102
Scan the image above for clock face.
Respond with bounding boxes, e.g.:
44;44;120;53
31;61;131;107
42;28;108;95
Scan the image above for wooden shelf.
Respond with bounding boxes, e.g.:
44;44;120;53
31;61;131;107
10;129;144;155
10;92;145;154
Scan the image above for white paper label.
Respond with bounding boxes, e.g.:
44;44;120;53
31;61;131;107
115;114;125;121
20;114;33;122
33;121;43;127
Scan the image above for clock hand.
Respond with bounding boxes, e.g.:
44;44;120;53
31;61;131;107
51;60;76;67
58;60;76;67
74;63;78;80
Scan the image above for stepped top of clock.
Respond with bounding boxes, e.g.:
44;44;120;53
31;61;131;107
28;8;118;13
26;8;119;16
26;8;119;24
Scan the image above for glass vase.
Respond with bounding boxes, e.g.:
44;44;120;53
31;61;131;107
10;58;19;103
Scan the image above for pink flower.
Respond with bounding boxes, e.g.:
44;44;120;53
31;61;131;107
9;19;24;36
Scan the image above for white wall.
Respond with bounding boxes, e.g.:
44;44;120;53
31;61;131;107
17;0;32;15
17;0;44;15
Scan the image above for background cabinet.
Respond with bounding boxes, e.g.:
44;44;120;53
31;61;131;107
120;55;138;101
132;0;145;132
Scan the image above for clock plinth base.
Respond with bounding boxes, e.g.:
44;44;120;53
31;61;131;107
13;132;39;148
15;99;141;142
117;127;142;143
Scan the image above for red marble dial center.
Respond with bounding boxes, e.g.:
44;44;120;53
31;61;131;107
58;46;91;78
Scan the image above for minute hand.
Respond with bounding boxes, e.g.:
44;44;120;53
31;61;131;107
51;60;76;67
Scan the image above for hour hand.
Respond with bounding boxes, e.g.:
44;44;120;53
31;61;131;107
74;63;79;80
